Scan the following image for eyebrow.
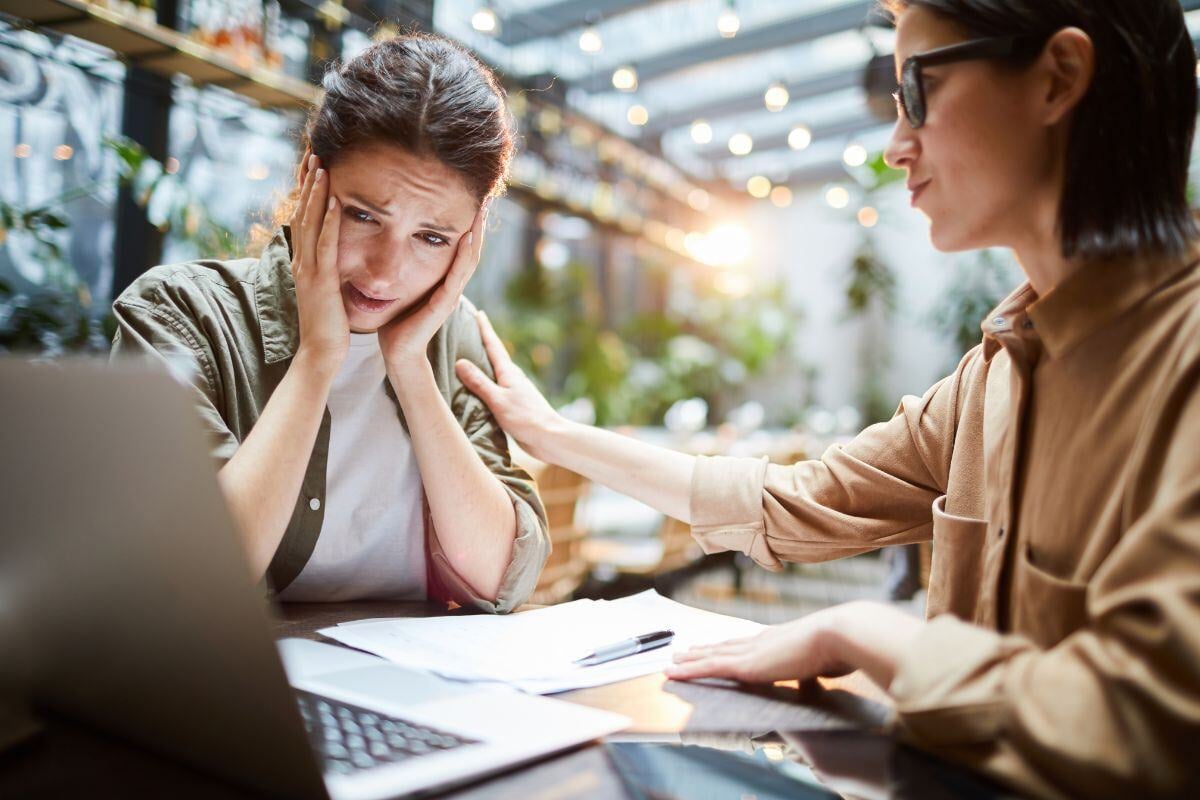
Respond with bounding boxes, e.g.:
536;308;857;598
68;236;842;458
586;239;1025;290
345;193;459;235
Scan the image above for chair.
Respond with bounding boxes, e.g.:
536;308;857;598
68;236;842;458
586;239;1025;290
528;462;592;605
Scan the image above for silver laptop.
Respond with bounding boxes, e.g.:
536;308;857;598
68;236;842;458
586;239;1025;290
0;358;628;798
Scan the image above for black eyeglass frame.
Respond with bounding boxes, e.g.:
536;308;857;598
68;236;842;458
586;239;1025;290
894;34;1047;129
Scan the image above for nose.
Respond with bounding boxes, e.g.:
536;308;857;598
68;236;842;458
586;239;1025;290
358;239;402;295
883;117;918;173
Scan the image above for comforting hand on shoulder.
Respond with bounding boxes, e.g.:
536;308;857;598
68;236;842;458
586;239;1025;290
454;310;563;461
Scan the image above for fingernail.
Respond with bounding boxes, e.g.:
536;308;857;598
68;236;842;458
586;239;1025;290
309;154;317;170
328;197;336;210
315;169;323;183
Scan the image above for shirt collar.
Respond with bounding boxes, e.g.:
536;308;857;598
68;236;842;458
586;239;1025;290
253;226;300;364
981;244;1200;362
981;282;1039;362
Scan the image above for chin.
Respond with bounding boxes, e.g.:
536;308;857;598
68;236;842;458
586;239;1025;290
927;222;979;254
341;303;385;334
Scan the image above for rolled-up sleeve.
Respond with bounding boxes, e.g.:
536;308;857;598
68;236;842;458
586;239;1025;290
110;295;239;465
691;348;979;570
888;370;1200;799
429;303;550;614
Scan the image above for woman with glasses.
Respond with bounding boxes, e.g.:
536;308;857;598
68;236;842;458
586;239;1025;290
457;0;1200;795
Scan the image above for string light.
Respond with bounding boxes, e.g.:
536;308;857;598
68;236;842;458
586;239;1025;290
825;186;850;209
728;132;753;156
764;82;789;112
717;2;740;38
612;65;638;92
687;188;711;211
858;206;880;227
843;143;868;167
770;186;793;208
690;120;713;144
53;145;73;160
579;26;603;54
471;5;498;34
627;104;649;126
746;175;771;199
788;125;812;150
13;143;31;158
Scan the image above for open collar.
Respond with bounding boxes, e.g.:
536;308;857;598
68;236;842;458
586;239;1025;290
252;226;300;364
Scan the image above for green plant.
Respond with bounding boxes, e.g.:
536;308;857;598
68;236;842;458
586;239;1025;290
841;152;905;424
106;136;238;258
493;260;796;426
0;136;237;355
0;183;109;355
928;248;1020;360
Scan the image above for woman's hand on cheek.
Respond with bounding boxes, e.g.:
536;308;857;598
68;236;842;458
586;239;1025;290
663;601;924;692
290;155;350;376
379;205;485;375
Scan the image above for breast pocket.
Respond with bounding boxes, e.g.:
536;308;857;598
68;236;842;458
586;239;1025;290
1011;543;1089;648
926;495;988;620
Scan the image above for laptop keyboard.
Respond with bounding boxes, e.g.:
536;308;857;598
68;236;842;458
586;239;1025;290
295;689;479;775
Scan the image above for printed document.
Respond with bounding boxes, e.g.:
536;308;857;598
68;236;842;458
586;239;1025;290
318;590;764;694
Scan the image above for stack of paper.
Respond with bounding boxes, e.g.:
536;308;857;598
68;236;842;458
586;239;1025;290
319;590;764;694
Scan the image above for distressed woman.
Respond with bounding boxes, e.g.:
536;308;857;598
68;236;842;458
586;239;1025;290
111;33;548;612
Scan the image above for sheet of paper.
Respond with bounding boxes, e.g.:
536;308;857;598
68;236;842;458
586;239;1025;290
318;591;764;694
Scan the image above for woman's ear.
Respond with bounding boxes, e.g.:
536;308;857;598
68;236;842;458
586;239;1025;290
1039;27;1095;126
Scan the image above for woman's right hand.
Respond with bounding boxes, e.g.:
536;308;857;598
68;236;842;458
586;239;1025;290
289;153;348;375
454;310;565;461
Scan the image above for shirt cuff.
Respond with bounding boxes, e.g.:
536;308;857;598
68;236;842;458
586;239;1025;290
428;488;548;615
690;455;782;571
889;614;1021;746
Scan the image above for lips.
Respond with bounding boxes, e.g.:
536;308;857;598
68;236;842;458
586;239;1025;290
908;179;931;208
345;283;397;314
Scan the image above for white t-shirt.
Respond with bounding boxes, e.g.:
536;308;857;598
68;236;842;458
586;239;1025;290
277;332;427;601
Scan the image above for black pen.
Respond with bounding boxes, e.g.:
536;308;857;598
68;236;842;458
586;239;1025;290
574;630;675;666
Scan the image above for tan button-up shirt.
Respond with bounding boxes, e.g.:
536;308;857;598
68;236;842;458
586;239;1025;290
691;248;1200;798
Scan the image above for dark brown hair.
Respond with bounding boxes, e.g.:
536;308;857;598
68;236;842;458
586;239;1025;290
258;32;514;245
882;0;1198;262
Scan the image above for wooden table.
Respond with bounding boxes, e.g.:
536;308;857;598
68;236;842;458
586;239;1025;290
2;601;1017;799
274;601;891;738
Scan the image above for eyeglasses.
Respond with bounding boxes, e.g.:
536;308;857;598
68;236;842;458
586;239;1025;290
893;35;1046;129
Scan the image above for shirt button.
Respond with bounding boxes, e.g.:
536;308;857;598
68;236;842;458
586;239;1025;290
309;497;321;511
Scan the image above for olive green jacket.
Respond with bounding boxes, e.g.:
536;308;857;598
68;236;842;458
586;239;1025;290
110;227;549;613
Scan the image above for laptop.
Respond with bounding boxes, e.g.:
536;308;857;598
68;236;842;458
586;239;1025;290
0;358;628;798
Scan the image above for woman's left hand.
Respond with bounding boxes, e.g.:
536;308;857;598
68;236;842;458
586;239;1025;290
379;205;486;373
663;601;924;690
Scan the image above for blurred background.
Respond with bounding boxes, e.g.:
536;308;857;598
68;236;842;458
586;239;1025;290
4;0;1199;619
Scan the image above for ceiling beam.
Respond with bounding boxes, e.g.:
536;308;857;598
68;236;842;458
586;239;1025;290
496;0;662;46
642;66;864;135
575;1;876;92
778;160;855;188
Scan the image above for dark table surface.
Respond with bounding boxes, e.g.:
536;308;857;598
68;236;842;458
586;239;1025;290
0;600;1024;799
